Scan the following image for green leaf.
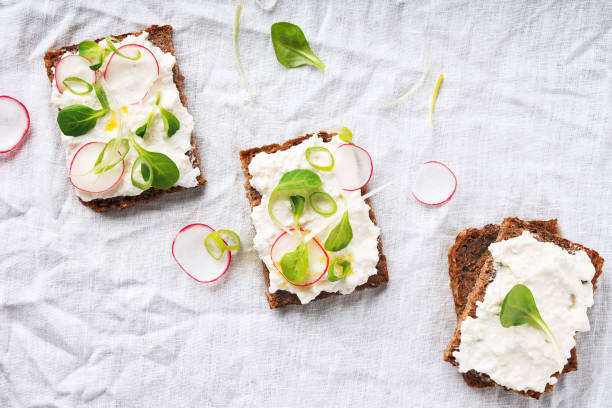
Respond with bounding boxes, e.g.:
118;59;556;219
135;111;154;138
78;40;109;71
289;195;305;230
339;126;353;143
57;105;107;136
280;242;309;283
159;107;180;137
500;284;563;364
129;133;180;190
274;169;322;192
328;258;351;282
270;22;325;72
324;210;353;252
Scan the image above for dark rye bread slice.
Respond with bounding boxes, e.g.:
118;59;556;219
444;217;604;399
43;25;205;212
239;131;389;309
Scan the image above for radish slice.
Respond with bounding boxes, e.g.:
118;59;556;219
0;96;30;154
69;142;123;193
54;55;96;94
172;224;231;283
334;143;373;191
103;44;159;106
412;161;457;206
270;229;329;287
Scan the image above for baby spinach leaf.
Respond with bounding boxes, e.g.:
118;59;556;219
57;105;107;136
324;210;353;252
280;241;309;283
129;134;179;190
289;195;305;230
271;22;325;72
500;284;563;365
78;40;109;71
160;107;180;137
274;169;322;192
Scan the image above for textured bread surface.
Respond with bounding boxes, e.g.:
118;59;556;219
444;217;604;398
239;131;388;309
44;25;205;212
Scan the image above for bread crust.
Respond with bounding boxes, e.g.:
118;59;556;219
43;25;205;212
444;217;604;398
239;131;388;309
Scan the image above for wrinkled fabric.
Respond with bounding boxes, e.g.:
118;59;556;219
0;0;610;406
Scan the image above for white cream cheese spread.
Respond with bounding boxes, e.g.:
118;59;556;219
453;231;595;392
51;32;199;201
248;135;380;304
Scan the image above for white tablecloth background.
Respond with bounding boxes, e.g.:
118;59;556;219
1;0;610;406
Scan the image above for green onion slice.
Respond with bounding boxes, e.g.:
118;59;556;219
93;138;129;174
309;191;337;216
205;231;226;260
62;76;93;96
131;156;153;190
339;127;353;143
430;73;443;126
105;36;141;61
216;229;241;251
328;258;351;282
305;146;334;172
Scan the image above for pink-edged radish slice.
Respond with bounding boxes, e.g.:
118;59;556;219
412;161;457;206
54;55;96;94
172;224;231;283
0;96;30;154
103;44;159;106
69;142;123;193
334;143;373;191
270;229;329;287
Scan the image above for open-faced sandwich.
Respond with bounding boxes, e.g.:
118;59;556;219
44;25;205;211
239;131;388;308
444;217;604;398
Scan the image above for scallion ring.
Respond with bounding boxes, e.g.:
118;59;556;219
205;231;227;260
309;191;337;216
328;258;351;282
131;156;153;190
305;146;334;172
339;127;353;143
62;76;93;96
105;36;141;61
217;229;241;251
93;138;129;174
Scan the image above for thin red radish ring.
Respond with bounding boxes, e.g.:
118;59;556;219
334;143;373;191
103;44;159;106
69;142;124;193
54;55;96;94
0;96;30;154
270;229;329;287
172;224;231;283
412;161;457;206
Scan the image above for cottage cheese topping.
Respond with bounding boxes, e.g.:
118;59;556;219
51;32;199;201
454;231;595;392
248;135;380;304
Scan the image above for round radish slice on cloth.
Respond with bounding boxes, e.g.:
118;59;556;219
55;55;96;94
334;143;373;191
270;229;329;287
103;44;159;105
69;142;124;193
172;224;231;283
412;161;457;206
0;96;30;154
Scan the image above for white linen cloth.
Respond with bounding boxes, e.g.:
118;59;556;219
0;0;610;406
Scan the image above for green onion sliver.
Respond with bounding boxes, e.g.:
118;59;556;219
62;76;93;96
93;138;129;174
217;229;241;251
305;146;334;172
328;258;351;282
205;231;227;260
105;36;141;61
309;191;337;216
430;74;444;126
131;156;153;190
339;127;353;143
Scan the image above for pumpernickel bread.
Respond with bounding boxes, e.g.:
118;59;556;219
44;25;205;212
239;131;388;309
